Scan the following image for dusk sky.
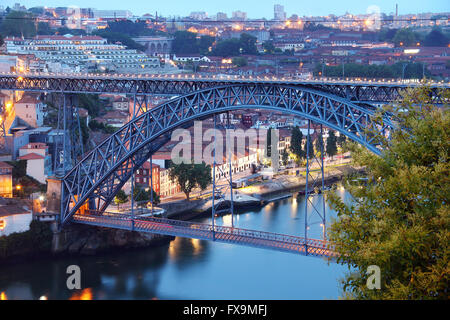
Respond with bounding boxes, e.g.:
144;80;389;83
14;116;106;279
2;0;449;18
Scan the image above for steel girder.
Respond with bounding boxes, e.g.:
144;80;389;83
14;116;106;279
60;83;394;225
0;74;447;104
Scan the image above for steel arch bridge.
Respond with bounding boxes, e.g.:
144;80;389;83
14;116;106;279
61;83;394;225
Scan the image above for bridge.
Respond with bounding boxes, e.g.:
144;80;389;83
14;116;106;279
1;72;447;257
0;72;448;104
74;211;334;257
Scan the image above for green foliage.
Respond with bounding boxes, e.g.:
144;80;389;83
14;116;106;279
93;30;145;51
7;160;27;178
212;33;257;57
37;22;53;35
172;31;214;55
266;128;272;157
88;120;117;134
0;220;52;260
133;185;160;207
78;94;102;117
114;189;128;210
393;28;420;46
337;134;347;148
79;117;90;146
106;20;164;37
304;134;314;159
262;40;275;54
281;148;289;166
290;126;304;163
0;11;36;38
326;85;450;299
56;27;86;36
423;27;449;47
169;161;211;200
326;130;338;158
232;56;248;67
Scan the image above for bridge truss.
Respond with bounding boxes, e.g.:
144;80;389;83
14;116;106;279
60;83;394;226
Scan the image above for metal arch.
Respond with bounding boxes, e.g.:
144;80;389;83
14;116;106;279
60;83;394;225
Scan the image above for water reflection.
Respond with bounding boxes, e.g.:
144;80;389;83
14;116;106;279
0;187;350;299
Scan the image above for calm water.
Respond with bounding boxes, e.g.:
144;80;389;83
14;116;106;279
0;188;352;300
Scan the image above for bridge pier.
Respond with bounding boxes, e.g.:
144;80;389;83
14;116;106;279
46;176;62;222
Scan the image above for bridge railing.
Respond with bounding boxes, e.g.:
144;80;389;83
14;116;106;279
77;210;331;250
2;71;448;87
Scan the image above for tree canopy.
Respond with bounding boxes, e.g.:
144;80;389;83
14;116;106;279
327;85;449;299
326;130;338;158
290;126;304;163
0;11;36;38
212;33;257;57
169;161;211;200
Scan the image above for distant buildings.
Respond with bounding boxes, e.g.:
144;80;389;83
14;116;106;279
4;34;161;74
232;11;247;21
274;4;286;21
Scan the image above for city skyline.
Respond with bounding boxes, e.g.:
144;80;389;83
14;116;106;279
1;0;449;18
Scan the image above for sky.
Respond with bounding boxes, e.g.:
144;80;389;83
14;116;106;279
2;0;449;18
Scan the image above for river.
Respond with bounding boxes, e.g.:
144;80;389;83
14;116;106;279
0;187;351;300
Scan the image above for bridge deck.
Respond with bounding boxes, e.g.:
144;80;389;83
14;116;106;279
72;214;336;258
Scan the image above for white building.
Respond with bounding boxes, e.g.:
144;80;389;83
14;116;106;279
18;142;51;184
4;35;160;74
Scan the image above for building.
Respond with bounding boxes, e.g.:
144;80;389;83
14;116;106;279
18;143;51;184
135;161;161;195
274;4;286;21
216;12;228;21
0;161;13;198
159;168;181;198
132;37;174;56
13;94;46;129
92;9;133;19
4;35;161;74
232;11;247;21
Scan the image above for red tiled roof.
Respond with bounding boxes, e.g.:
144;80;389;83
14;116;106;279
0;161;13;169
18;153;45;160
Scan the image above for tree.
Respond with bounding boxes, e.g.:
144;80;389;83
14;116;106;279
337;133;347;149
266;128;272;158
114;190;128;210
37;22;53;35
392;28;418;47
326;85;449;299
423;27;449;47
232;57;248;67
93;30;144;51
262;40;275;54
169;161;211;200
0;11;36;38
315;132;324;156
304;134;314;159
172;31;199;54
326;130;338;159
281;148;289;166
133;186;160;207
239;33;257;54
290;126;304;164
